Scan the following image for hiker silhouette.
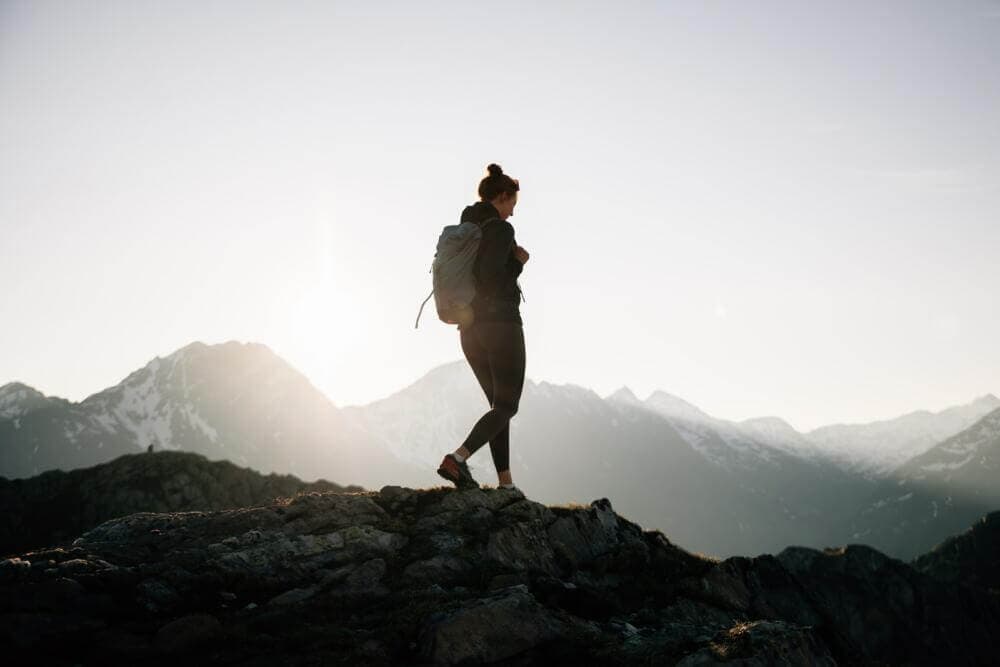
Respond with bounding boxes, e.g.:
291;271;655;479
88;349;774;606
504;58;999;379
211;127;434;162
438;164;528;493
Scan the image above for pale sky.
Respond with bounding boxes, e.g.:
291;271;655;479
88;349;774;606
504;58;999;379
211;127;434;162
2;1;998;432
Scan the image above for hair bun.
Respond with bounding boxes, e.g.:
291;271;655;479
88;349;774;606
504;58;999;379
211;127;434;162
486;163;504;177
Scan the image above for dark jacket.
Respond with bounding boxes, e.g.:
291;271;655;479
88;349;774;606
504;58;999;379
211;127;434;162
460;200;524;326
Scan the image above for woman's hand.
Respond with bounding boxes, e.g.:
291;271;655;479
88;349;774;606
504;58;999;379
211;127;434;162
513;245;530;264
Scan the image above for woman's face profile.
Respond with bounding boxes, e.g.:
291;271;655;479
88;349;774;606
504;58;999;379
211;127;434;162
493;191;518;220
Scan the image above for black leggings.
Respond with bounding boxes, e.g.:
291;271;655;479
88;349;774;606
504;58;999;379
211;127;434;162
458;320;526;473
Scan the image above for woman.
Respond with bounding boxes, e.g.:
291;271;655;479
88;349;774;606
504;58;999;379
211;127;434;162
437;163;529;492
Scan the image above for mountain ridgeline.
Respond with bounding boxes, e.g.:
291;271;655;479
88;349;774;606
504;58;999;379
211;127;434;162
2;339;999;561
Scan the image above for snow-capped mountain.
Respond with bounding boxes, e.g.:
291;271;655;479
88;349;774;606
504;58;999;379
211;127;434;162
605;386;819;468
900;406;1000;483
804;394;1000;474
0;341;415;488
644;390;713;424
846;407;1000;560
0;382;64;421
340;360;487;471
604;386;999;476
737;416;813;453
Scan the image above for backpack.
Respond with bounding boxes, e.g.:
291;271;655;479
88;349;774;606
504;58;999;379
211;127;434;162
414;217;499;329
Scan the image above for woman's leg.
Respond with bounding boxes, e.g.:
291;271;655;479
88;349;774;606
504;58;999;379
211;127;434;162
456;322;494;460
457;322;525;476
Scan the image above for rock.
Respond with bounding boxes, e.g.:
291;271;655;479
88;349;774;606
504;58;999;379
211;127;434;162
486;521;560;575
433;487;525;515
402;555;472;585
675;620;836;666
0;450;357;558
279;492;388;534
419;585;567;664
415;510;460;532
359;638;388;660
57;558;108;575
137;578;182;613
26;577;87;611
912;510;1000;591
154;612;222;653
0;557;31;582
208;524;407;581
500;499;557;525
0;610;106;649
429;532;464;552
328;558;389;598
547;510;622;570
487;572;530;590
378;485;417;507
679;554;822;628
4;484;1000;665
774;543;997;663
268;585;319;606
93;627;152;658
679;557;754;612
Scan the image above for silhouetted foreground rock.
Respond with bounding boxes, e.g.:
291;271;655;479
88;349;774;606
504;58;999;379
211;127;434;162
0;450;359;556
1;486;998;665
913;509;1000;594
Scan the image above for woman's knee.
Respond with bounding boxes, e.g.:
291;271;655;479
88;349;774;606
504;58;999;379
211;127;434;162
492;400;518;419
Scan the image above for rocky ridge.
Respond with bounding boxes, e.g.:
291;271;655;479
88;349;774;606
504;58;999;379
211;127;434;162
0;450;359;557
913;509;1000;593
1;485;998;665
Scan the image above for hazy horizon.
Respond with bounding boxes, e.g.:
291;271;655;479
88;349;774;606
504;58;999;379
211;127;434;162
3;1;999;432
2;336;997;436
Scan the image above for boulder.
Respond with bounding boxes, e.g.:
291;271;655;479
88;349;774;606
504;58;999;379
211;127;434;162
154;613;222;654
419;585;567;664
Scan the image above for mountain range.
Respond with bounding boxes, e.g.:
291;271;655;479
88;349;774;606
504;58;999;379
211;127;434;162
2;339;998;560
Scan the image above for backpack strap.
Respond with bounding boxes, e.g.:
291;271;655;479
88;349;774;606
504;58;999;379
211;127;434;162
414;288;434;329
474;216;501;230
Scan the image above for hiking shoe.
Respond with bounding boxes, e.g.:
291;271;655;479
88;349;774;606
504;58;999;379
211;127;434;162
437;453;479;490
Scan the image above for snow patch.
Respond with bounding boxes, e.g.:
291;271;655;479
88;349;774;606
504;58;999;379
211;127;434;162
180;402;219;443
920;454;974;472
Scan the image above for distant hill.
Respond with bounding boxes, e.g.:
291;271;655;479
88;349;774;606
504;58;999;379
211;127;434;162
0;450;360;556
0;340;421;489
913;509;1000;593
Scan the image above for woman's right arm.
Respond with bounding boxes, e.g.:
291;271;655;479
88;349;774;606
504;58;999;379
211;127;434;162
477;221;516;296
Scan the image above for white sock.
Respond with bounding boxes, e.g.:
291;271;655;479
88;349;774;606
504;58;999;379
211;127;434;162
452;451;466;463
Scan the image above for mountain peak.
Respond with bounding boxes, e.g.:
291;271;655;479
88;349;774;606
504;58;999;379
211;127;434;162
0;382;56;420
973;393;1000;407
740;415;798;432
644;390;712;423
0;380;39;395
165;339;278;363
605;385;641;404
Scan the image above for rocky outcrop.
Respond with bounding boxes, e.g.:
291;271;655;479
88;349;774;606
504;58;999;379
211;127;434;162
0;450;359;556
1;485;997;665
913;509;1000;593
